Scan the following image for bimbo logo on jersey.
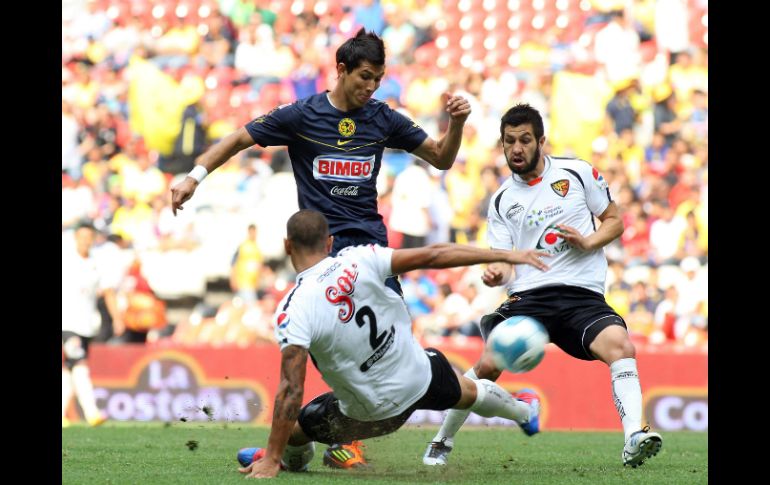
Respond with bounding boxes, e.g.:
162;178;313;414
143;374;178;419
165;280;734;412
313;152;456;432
325;264;359;322
313;155;374;182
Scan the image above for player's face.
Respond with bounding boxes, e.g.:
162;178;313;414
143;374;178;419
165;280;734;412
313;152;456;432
502;124;544;177
341;61;385;108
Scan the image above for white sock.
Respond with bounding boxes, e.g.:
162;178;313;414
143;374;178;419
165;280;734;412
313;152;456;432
72;364;101;420
610;358;643;441
432;368;478;446
469;379;531;423
62;369;73;418
281;442;315;471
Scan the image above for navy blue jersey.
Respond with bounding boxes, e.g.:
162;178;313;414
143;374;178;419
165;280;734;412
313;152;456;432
245;92;428;243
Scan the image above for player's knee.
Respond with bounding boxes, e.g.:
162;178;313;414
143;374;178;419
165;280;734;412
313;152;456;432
618;338;636;359
453;374;479;409
71;362;92;377
591;325;635;363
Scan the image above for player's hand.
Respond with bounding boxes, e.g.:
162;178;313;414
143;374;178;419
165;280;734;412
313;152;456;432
170;177;199;216
444;93;471;124
239;456;280;479
555;224;592;251
510;250;551;271
482;265;506;287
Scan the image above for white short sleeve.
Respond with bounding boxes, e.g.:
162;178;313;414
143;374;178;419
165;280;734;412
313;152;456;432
339;244;394;281
577;162;612;217
486;195;514;250
273;288;313;351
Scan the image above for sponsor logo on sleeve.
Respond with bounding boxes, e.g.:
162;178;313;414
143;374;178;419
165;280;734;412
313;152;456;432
252;103;290;124
592;167;608;190
276;312;290;329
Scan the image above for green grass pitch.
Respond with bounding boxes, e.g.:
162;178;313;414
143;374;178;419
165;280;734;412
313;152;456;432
62;423;707;484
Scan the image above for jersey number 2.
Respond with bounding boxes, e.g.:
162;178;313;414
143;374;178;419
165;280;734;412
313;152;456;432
355;305;387;350
355;305;396;372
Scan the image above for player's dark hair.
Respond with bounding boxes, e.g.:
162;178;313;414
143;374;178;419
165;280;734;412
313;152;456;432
500;103;545;140
335;28;385;72
287;210;329;253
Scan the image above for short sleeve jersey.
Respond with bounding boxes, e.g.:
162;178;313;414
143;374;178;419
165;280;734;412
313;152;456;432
273;244;431;421
246;93;428;242
487;156;613;294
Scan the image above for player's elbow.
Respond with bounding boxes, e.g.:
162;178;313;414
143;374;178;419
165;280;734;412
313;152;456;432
423;149;453;170
431;154;454;170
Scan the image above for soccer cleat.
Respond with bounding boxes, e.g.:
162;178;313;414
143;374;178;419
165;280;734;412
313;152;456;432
322;441;369;469
62;417;71;428
422;437;453;466
513;388;540;436
237;447;266;467
622;426;662;467
236;448;293;471
87;413;107;427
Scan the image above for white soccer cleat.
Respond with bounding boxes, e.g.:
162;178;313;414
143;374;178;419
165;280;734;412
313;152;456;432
422;437;453;466
622;426;662;467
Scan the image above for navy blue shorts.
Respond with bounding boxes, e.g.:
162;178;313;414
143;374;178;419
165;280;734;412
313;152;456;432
479;285;626;361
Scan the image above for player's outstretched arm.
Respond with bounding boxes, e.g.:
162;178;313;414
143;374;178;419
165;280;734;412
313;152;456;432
170;127;255;215
411;93;471;170
390;244;549;275
239;345;308;479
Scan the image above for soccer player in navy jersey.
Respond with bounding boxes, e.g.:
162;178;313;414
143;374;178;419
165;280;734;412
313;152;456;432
171;28;470;258
170;28;471;468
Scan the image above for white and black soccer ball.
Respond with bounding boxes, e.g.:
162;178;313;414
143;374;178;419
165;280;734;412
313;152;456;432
486;316;548;373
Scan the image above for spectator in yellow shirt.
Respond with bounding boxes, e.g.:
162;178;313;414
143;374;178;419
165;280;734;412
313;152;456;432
230;224;264;304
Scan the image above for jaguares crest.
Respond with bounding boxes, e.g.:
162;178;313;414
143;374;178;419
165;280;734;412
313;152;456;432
551;179;570;197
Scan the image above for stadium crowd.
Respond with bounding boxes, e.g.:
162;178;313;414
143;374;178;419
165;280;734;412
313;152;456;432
62;0;707;350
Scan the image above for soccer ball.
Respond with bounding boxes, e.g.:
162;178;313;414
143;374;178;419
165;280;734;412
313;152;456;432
486;315;548;373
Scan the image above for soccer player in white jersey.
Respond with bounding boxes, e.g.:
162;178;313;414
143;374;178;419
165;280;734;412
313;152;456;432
62;221;124;427
424;104;663;468
237;209;551;479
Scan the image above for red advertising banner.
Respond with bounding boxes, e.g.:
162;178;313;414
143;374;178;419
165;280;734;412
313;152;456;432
75;340;707;432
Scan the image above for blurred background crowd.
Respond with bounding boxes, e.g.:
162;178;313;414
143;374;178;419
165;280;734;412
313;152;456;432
62;0;707;350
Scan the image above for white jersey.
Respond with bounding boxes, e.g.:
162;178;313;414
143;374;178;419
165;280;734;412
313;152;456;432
274;244;431;421
62;241;110;337
487;156;613;295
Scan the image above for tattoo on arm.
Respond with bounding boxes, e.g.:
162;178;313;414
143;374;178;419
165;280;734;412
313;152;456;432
273;345;308;422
